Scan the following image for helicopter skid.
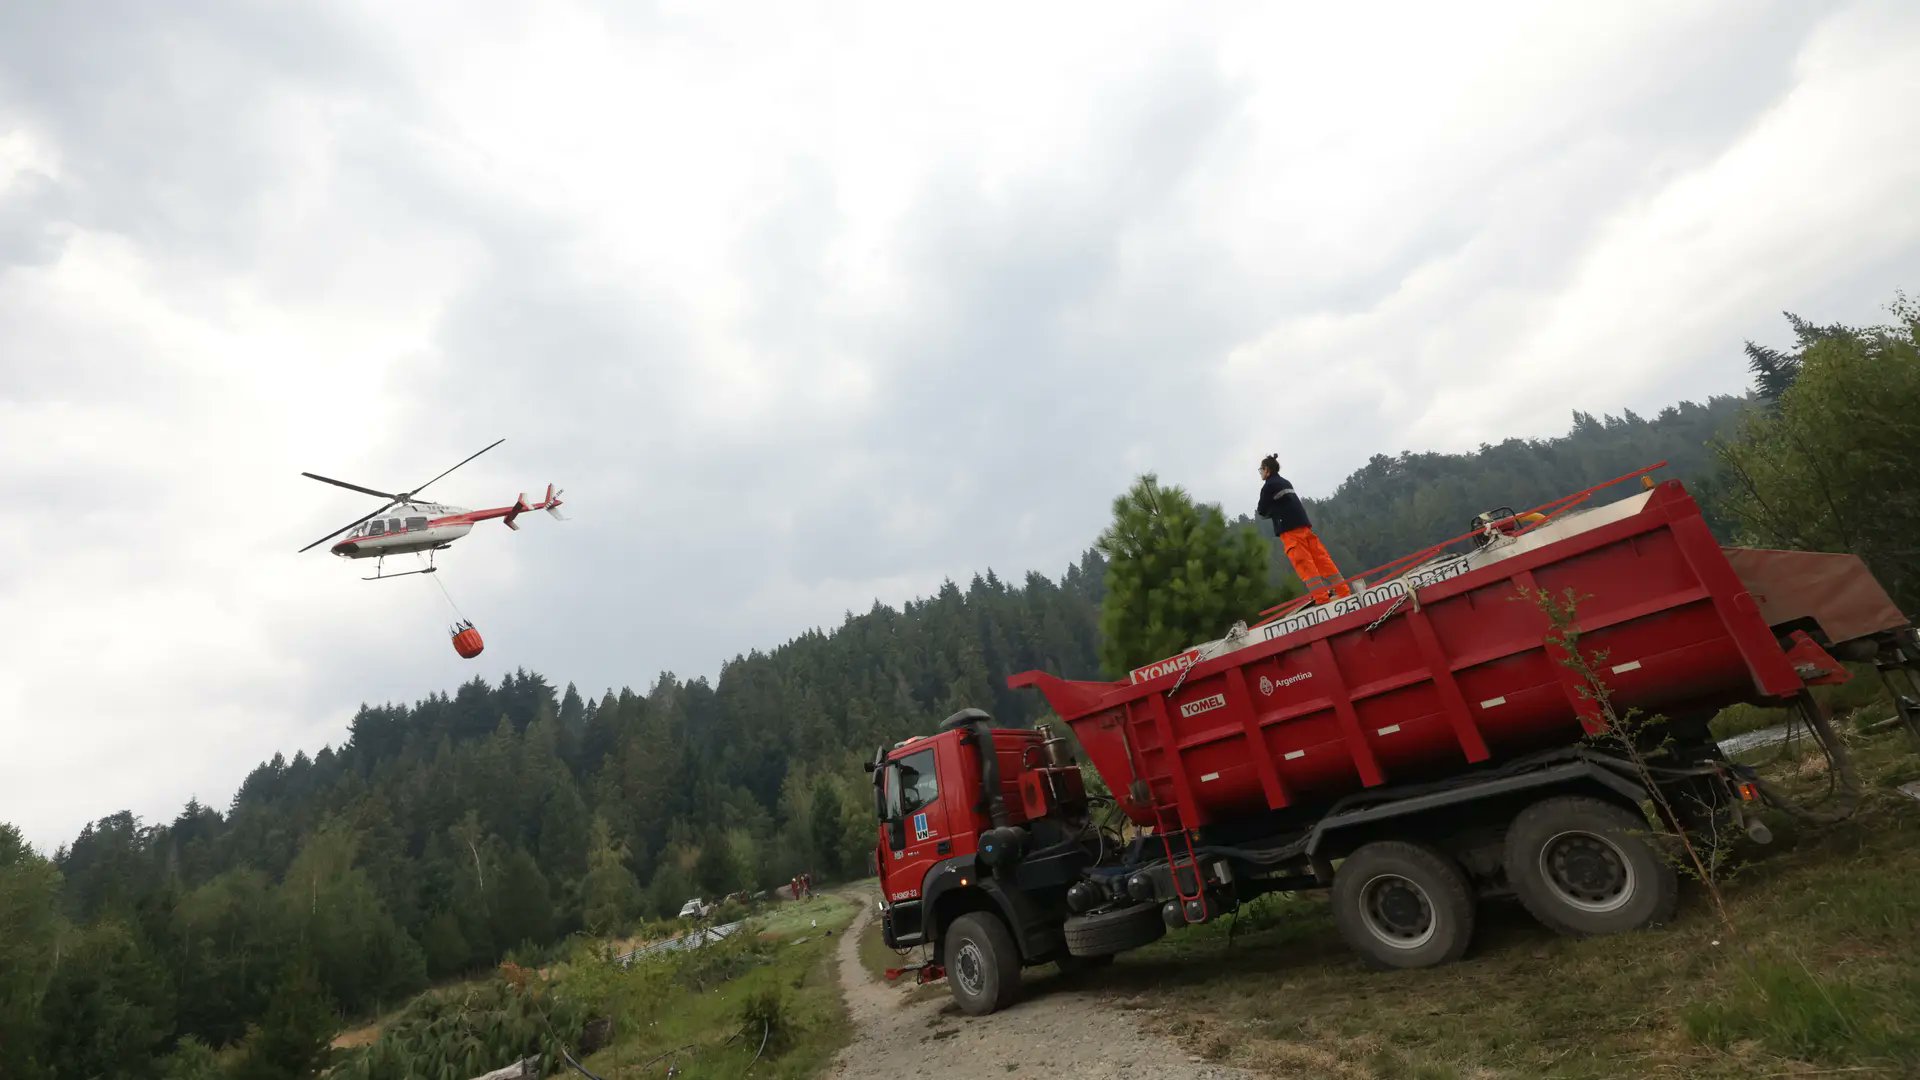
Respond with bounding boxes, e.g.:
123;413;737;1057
364;550;442;581
364;566;437;581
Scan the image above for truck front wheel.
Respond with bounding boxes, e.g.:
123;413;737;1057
1503;796;1678;937
1331;841;1475;970
944;912;1023;1016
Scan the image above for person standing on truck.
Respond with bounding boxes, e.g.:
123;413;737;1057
1258;453;1351;603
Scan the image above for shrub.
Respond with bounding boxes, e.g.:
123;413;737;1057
328;970;587;1080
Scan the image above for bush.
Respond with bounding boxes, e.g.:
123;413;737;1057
328;969;587;1080
503;939;566;970
737;980;793;1055
158;1037;224;1080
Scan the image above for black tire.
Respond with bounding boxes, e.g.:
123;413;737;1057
1331;841;1475;970
1063;902;1165;957
944;912;1023;1016
1503;796;1678;937
1055;952;1115;977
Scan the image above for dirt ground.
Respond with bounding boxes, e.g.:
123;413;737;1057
826;892;1252;1080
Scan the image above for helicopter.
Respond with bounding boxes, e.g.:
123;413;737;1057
299;438;565;580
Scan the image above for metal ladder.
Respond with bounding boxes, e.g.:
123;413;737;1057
1150;798;1208;920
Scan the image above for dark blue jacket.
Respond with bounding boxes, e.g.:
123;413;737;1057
1257;473;1311;536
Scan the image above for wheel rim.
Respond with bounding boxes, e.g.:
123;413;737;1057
1358;873;1436;949
1539;830;1635;913
954;940;986;998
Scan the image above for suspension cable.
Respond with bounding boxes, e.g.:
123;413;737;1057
431;571;470;626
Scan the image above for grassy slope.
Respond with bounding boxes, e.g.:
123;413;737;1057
574;892;859;1080
1091;729;1920;1079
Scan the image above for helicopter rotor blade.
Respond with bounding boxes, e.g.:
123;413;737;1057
406;438;504;499
301;473;401;501
299;501;398;554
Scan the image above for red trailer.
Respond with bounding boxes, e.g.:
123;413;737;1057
868;471;1918;1016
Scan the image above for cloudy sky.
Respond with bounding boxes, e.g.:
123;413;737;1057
4;1;1918;852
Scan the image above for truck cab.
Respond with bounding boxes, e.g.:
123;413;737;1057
868;709;1095;1013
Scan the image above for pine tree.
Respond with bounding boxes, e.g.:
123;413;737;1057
0;824;61;1080
488;848;554;953
157;1036;223;1080
169;868;288;1046
40;919;175;1080
229;964;336;1080
418;911;471;979
694;830;743;896
1716;293;1920;609
1095;474;1278;676
808;778;845;877
580;817;639;936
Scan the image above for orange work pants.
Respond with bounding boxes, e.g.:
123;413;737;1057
1280;526;1351;603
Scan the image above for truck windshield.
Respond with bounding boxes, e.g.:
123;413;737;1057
894;749;938;814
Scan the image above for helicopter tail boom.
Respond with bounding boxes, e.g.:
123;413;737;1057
501;484;564;530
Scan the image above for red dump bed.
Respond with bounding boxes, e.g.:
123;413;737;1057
1011;480;1829;831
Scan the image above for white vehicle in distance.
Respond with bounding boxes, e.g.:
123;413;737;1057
677;897;713;920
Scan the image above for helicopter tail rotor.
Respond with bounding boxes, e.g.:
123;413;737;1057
544;485;566;521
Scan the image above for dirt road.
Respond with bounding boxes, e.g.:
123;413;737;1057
827;894;1252;1080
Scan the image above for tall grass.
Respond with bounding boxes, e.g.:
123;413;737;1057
1683;959;1920;1068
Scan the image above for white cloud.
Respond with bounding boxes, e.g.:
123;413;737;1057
2;0;1917;851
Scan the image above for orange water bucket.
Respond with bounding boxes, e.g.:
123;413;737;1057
451;620;484;659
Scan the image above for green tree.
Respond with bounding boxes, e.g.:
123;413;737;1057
418;911;471;979
644;851;697;919
694;830;742;896
169;868;288;1046
580;817;639;936
280;826;425;1017
838;783;878;878
229;965;336;1080
808;777;846;878
0;823;62;1080
1095;474;1279;676
535;785;592;891
40;919;175;1080
157;1036;224;1080
1715;295;1920;610
1743;310;1855;403
488;848;554;952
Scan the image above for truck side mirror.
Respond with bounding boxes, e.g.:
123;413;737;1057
869;745;888;822
887;817;906;853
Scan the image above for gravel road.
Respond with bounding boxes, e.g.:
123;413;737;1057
826;893;1253;1080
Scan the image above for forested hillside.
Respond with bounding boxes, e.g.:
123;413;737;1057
0;392;1761;1079
1273;395;1752;576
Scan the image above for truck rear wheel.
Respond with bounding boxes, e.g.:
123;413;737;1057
944;912;1022;1016
1503;796;1677;937
1331;841;1475;970
1063;902;1165;957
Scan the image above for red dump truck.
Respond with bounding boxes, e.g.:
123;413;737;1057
868;469;1920;1015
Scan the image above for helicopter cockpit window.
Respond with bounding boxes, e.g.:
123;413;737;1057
406;516;428;531
366;520;386;536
